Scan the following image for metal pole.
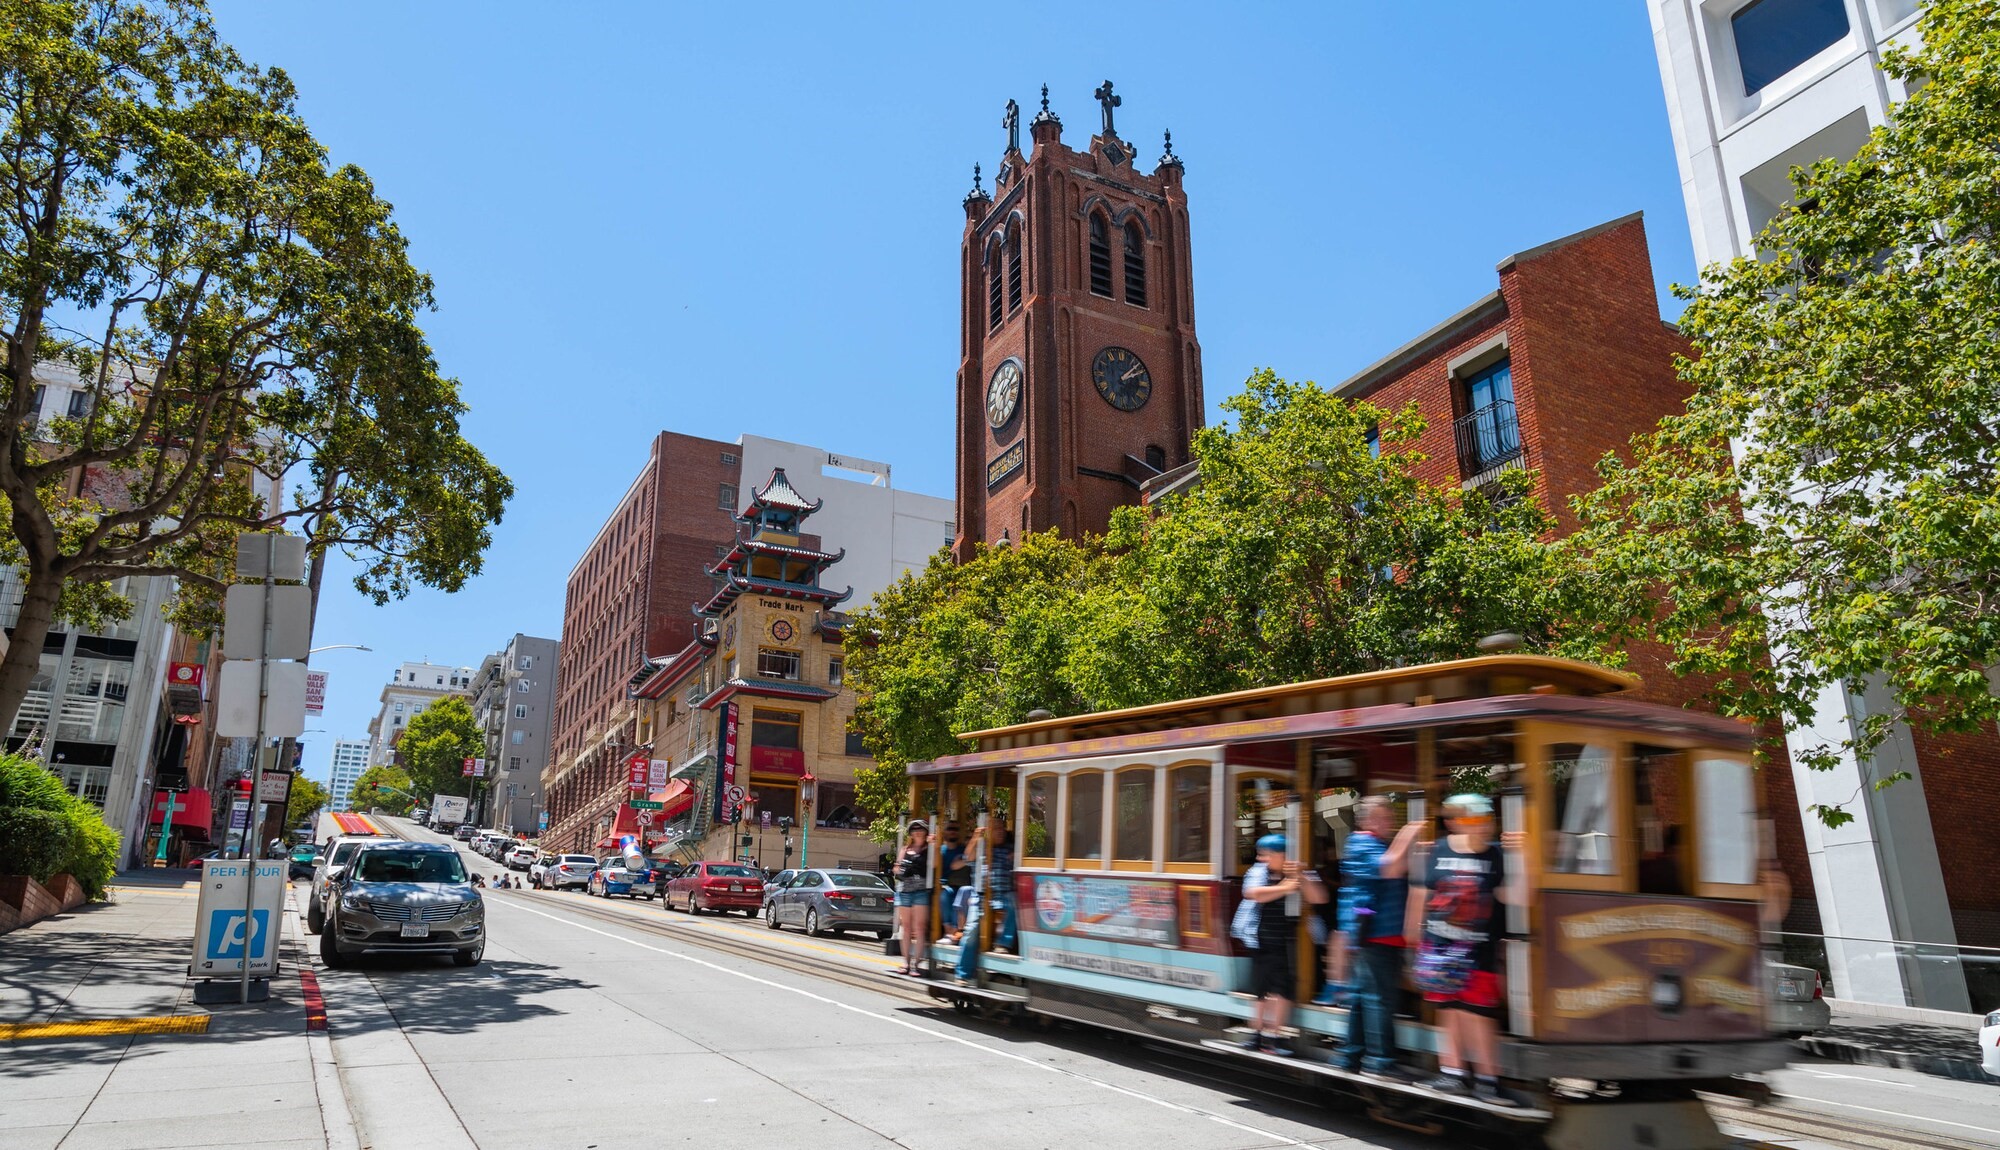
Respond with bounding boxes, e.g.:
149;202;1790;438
154;791;176;865
800;778;812;869
240;535;275;1004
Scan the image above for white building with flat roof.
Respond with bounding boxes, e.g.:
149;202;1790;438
365;661;474;773
329;738;370;813
1648;0;1968;1010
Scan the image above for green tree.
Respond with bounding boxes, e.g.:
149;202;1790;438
1567;0;2000;825
0;0;513;733
396;696;483;803
285;773;330;830
348;765;412;816
847;371;1586;838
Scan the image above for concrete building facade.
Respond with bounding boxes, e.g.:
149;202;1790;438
1649;0;1988;1009
328;738;370;813
365;661;474;776
470;634;559;835
545;433;949;855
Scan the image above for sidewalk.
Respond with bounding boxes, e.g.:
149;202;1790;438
0;870;356;1150
1795;1005;1995;1084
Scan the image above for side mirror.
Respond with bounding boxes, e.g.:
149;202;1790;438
325;866;347;887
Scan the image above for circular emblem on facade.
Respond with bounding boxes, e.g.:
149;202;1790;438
769;617;795;642
986;357;1023;429
1091;346;1152;412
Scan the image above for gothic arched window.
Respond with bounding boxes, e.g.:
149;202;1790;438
987;240;1004;330
1088;213;1113;297
1006;230;1023;312
1123;221;1147;307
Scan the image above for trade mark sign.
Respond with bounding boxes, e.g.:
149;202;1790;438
987;440;1024;490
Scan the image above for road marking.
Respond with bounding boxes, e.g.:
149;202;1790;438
0;1014;210;1041
300;966;328;1031
1790;1067;1916;1089
1775;1094;2000;1137
501;899;1317;1148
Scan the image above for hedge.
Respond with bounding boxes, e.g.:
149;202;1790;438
0;754;121;898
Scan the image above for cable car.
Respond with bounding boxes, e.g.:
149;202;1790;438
905;654;1787;1149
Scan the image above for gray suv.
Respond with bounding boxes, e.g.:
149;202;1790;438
319;841;485;968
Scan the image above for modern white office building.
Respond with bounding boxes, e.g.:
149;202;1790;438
328;738;370;813
1648;0;1970;1010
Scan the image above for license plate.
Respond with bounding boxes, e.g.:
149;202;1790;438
400;924;430;938
730;883;743;892
1779;978;1800;998
858;897;877;906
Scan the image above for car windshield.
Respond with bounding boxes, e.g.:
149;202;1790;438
562;855;596;865
829;873;889;889
356;850;467;884
330;842;361;866
706;865;760;879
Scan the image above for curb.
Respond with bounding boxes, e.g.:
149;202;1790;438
1792;1033;1997;1085
285;887;363;1150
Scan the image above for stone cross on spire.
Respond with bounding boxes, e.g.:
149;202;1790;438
1093;80;1121;137
1003;98;1020;153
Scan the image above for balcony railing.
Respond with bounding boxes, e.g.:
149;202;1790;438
1454;399;1524;482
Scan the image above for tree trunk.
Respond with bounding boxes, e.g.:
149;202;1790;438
0;567;65;742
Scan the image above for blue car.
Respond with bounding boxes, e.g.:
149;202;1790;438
587;858;654;899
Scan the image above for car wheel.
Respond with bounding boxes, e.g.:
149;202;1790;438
306;904;324;935
766;904;781;930
875;929;893;941
453;939;484;967
319;921;347;968
806;908;823;937
689;896;704;916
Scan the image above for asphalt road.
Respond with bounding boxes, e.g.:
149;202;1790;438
310;816;2000;1150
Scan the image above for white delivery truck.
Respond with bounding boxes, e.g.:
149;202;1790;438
431;794;470;830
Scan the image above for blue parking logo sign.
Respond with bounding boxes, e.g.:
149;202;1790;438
205;909;271;960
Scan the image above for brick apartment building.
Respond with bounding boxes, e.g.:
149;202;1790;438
1149;211;1825;933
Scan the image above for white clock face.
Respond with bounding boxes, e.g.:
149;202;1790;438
986;358;1023;429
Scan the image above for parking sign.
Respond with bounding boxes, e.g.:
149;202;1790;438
191;860;285;976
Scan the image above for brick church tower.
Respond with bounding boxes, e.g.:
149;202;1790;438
952;83;1203;561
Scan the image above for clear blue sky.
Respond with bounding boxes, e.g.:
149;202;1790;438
203;2;1699;788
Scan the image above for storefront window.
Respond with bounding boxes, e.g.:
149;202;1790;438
59;657;129;743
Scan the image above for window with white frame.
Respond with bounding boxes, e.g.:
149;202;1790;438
1730;0;1849;96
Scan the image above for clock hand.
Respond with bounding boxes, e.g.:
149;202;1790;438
1121;364;1144;382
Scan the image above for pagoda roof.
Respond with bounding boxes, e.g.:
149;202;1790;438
707;536;844;578
629;639;711;701
697;571;853;617
696;676;837;710
739;467;821;517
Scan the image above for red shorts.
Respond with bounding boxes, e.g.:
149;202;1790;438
1424;970;1502;1011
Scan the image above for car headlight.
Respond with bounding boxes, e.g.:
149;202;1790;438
340;891;367;910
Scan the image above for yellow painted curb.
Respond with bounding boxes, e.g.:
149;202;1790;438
0;1014;211;1041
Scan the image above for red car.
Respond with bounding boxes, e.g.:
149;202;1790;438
666;861;765;915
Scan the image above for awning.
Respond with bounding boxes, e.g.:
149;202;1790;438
649;779;694;818
150;788;212;828
594;802;643;851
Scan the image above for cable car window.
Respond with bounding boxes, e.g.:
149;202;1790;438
1696;757;1758;886
1023;776;1054;859
1233;774;1291;868
1114;769;1155;862
1168;765;1211;864
1549;742;1618;875
1068;770;1104;863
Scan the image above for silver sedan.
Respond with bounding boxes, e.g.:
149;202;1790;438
764;869;894;938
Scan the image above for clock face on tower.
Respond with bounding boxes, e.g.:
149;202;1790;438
1091;347;1152;412
986;358;1023;429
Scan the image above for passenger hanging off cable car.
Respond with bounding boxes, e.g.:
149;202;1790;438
1410;793;1524;1107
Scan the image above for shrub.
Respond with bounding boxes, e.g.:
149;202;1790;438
0;753;121;898
0;807;70;881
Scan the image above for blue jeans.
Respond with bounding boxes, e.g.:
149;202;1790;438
954;893;1017;979
1336;942;1403;1071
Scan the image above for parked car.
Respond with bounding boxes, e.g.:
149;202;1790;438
476;832;511;858
504;844;538;871
411;807;430;825
1766;960;1832;1036
287;845;320;880
319;841;484;968
764;869;893;938
1981;1010;2000;1078
528;853;557;888
588;857;654;899
761;870;801;909
544;854;598;891
666;861;765;916
453;824;478;842
647;859;689;900
307;835;391;934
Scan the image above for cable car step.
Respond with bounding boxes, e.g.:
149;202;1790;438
927;982;1028;1005
1197;1040;1551;1122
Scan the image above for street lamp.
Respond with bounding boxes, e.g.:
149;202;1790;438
799;773;817;868
308;644;373;655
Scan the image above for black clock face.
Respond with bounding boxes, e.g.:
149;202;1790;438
1091;347;1152;412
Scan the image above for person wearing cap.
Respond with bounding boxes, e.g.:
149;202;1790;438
1230;832;1320;1056
891;821;932;977
1409;793;1519;1106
